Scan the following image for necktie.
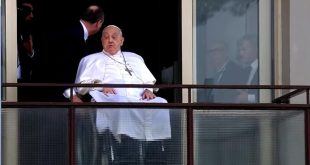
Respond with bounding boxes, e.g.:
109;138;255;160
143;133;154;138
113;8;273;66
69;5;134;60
214;68;225;84
246;66;257;85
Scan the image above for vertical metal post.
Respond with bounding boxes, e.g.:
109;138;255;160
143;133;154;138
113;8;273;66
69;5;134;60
305;109;310;165
69;88;76;165
187;88;194;165
306;89;310;165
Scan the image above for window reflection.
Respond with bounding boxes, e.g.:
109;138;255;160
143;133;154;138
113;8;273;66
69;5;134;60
196;0;259;103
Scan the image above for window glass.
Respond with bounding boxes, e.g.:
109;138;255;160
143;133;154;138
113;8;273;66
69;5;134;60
195;0;259;103
194;110;305;165
290;0;310;103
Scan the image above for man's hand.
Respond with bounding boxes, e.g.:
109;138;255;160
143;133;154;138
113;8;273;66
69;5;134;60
142;89;156;100
71;95;83;103
234;89;248;103
102;88;117;96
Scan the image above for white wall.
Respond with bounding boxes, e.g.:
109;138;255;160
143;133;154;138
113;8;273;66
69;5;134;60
290;0;310;103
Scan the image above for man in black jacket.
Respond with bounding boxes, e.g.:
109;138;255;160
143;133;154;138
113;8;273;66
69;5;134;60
200;40;248;103
22;5;104;165
17;0;36;101
235;34;259;103
33;4;104;102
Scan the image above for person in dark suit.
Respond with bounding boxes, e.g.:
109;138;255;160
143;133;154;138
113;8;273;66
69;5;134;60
33;4;104;102
235;34;259;103
17;0;36;101
205;40;248;103
20;5;105;165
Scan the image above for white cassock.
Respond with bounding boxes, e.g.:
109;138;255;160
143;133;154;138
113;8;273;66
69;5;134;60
75;50;171;141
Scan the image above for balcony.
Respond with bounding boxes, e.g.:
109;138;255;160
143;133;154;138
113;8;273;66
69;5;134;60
1;83;310;165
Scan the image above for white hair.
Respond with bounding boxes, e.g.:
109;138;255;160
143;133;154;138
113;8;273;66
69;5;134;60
102;25;123;36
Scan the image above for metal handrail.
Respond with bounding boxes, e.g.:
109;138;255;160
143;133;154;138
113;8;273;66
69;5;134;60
3;82;310;90
3;83;310;103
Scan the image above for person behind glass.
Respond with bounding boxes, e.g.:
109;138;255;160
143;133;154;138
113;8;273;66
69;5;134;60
204;40;248;103
235;34;259;103
17;0;36;101
33;4;104;102
72;25;171;165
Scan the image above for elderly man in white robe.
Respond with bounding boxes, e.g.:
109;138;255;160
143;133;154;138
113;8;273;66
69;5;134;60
73;25;171;164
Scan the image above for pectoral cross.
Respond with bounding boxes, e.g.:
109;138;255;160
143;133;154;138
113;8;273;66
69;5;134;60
125;67;133;76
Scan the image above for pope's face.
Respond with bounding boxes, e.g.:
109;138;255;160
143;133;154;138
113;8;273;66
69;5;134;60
101;26;124;55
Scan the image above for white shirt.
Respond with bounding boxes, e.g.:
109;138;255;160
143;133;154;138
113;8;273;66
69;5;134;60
246;59;258;85
246;59;258;102
214;61;228;84
80;20;88;41
75;51;171;141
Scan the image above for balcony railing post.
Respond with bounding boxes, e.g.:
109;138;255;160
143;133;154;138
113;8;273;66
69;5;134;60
306;89;310;165
187;107;194;165
68;103;76;165
305;109;310;165
187;87;194;165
